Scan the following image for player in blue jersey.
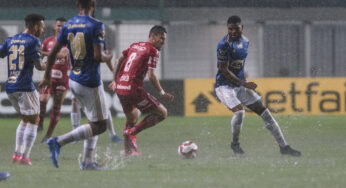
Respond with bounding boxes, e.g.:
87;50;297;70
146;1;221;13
215;15;301;157
0;13;46;165
39;0;113;170
69;7;123;144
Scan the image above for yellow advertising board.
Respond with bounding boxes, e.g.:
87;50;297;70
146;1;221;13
184;77;346;116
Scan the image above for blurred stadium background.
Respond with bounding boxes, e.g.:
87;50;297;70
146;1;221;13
0;0;345;116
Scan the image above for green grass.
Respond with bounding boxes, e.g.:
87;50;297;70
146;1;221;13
1;115;346;188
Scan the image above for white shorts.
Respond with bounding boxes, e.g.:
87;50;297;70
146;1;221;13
69;79;108;122
215;85;261;110
7;90;40;115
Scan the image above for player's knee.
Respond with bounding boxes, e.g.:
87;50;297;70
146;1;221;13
160;106;168;119
234;109;245;118
90;120;107;135
71;100;81;112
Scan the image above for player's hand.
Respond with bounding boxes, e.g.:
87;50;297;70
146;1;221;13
162;92;174;102
56;48;69;59
102;50;113;62
108;80;117;92
38;79;51;91
243;81;257;90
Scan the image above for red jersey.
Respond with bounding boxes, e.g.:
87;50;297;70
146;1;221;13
42;36;71;83
116;42;159;95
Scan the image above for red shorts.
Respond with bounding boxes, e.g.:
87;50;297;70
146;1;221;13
117;89;160;114
40;81;69;95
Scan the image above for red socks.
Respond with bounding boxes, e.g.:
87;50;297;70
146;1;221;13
130;114;164;135
46;105;61;137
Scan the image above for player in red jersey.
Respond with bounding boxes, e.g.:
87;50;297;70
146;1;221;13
38;17;71;142
109;25;174;156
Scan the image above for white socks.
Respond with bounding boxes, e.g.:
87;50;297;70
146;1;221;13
261;109;287;147
106;110;116;138
15;121;26;154
83;136;98;164
57;124;93;146
71;112;81;129
71;99;81;129
231;110;245;144
22;123;38;158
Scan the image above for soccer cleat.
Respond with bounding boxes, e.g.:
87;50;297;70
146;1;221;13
231;142;246;157
280;145;302;157
12;153;21;163
80;161;103;171
111;135;124;143
123;128;140;156
122;150;142;157
0;172;10;181
19;156;32;166
47;137;61;168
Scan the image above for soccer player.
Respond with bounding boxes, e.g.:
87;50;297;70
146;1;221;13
70;7;122;143
109;25;174;156
38;17;71;143
215;15;301;157
0;13;46;165
39;0;113;170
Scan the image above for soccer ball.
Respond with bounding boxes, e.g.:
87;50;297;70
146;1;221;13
178;141;198;159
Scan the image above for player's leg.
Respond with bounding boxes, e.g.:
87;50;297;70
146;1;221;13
8;93;26;162
71;97;81;129
41;89;67;142
38;88;51;132
47;80;108;168
246;100;301;156
215;86;246;156
122;108;139;155
8;91;40;165
13;120;26;163
127;104;167;136
126;91;166;136
106;109;123;143
20;114;40;165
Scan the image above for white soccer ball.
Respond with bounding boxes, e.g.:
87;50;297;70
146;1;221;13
178;141;198;159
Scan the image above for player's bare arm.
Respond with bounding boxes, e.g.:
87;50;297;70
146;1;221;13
34;59;46;71
148;69;174;102
108;55;125;91
39;42;64;90
56;47;69;59
41;51;50;57
105;56;114;72
93;44;113;63
218;61;257;90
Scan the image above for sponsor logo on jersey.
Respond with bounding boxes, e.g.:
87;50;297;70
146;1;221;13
132;45;146;51
120;74;129;82
117;84;131;90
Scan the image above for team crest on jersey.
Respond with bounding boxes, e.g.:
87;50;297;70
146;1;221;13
98;30;105;41
237;43;243;49
219;49;227;56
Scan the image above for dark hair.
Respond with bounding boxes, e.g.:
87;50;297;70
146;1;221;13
77;0;92;8
149;25;167;37
56;17;67;22
25;13;45;29
227;15;241;24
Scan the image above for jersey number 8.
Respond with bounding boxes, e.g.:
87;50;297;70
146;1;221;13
124;52;137;72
